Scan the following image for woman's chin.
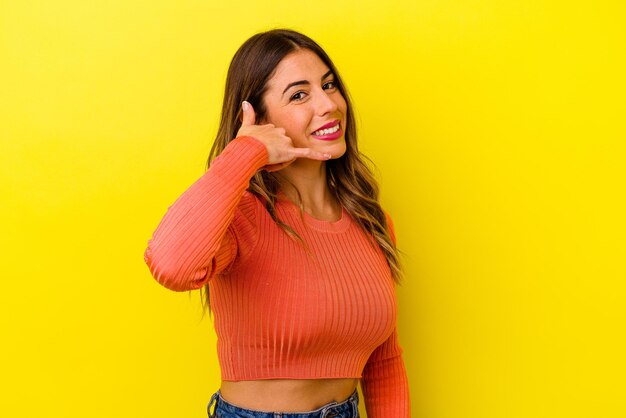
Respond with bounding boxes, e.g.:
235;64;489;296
324;142;347;159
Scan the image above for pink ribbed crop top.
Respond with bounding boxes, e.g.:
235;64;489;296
144;136;410;417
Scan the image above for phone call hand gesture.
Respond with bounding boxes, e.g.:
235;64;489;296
236;101;332;172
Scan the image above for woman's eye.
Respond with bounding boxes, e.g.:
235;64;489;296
323;80;337;90
290;91;306;101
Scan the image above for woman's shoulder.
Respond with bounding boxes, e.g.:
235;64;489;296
383;208;394;225
240;189;260;207
381;207;397;245
233;190;262;223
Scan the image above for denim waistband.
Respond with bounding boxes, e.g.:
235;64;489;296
207;388;359;418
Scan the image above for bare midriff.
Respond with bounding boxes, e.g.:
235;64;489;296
219;378;359;412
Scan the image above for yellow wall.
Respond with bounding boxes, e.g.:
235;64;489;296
1;1;624;417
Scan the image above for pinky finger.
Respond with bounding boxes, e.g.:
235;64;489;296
291;148;332;160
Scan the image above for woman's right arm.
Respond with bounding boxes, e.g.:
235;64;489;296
144;101;332;291
143;135;269;291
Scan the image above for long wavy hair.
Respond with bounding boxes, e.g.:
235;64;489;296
201;29;403;312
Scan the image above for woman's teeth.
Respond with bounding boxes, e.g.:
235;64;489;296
313;124;339;136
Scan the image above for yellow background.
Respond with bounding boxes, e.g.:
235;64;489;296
1;1;624;417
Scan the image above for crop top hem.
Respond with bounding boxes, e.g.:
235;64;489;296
220;374;364;382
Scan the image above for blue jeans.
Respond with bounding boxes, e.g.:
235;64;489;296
207;389;360;418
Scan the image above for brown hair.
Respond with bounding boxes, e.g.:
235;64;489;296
202;28;404;311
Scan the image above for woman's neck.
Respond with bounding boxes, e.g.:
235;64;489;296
276;159;339;216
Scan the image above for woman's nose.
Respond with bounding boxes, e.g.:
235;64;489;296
315;90;338;115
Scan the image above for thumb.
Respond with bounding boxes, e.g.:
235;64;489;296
240;101;257;126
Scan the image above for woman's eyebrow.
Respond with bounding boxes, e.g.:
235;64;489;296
282;70;334;95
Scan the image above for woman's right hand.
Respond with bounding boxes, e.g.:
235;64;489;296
235;101;332;172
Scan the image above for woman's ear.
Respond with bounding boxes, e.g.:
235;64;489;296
257;114;269;125
256;108;267;125
239;106;265;125
255;101;269;125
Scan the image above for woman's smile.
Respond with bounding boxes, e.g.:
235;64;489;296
311;120;343;141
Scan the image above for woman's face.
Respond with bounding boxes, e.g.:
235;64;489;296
261;49;348;160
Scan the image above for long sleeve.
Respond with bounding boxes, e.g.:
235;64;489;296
361;326;410;418
360;211;411;418
143;136;269;291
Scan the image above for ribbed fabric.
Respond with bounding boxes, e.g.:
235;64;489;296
144;136;410;418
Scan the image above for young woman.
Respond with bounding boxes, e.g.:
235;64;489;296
144;29;410;418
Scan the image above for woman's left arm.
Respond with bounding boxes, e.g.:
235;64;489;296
360;210;411;417
360;326;411;418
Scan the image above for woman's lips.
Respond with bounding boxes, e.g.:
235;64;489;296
312;119;340;133
311;121;342;141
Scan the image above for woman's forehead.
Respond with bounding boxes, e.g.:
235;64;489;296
266;49;332;91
